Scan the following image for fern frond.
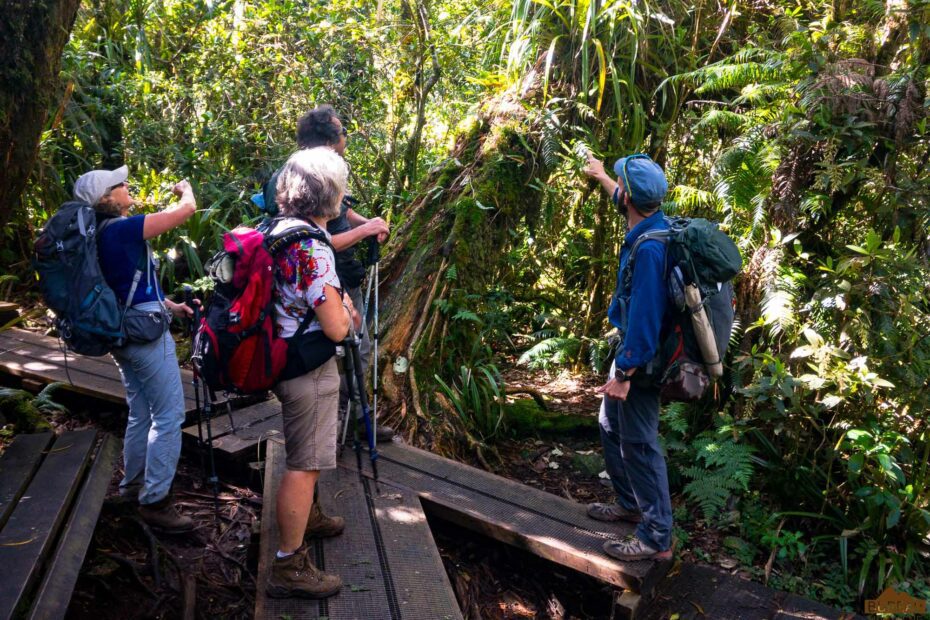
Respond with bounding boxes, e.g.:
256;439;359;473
693;109;750;132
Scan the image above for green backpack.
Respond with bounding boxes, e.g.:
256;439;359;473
623;217;742;402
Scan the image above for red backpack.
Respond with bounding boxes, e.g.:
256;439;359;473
194;220;330;394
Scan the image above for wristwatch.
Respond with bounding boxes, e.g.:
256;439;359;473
616;369;631;383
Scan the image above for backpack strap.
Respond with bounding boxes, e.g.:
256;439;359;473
96;216;152;310
620;229;672;295
264;220;334;254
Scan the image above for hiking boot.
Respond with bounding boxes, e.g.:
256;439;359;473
603;534;674;561
266;545;342;599
587;502;643;524
305;500;345;540
116;482;142;504
139;496;195;533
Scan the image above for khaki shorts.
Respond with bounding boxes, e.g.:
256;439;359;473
273;357;340;471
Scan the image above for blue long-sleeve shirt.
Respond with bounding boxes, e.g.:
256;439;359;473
607;211;669;372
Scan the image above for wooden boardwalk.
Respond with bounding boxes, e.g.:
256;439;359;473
256;438;672;619
182;396;283;462
0;329;672;617
256;438;463;620
0;327;199;413
0;430;118;619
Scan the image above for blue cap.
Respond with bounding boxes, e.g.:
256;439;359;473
612;154;668;207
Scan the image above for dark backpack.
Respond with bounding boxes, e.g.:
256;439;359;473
34;202;124;356
624;217;741;402
194;219;332;394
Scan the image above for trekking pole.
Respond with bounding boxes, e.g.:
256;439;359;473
185;286;220;521
367;238;380;439
184;285;206;485
350;332;380;493
342;334;365;476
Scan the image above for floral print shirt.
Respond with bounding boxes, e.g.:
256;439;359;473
269;218;341;338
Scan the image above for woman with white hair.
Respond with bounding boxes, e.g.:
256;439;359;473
265;147;360;599
72;166;197;532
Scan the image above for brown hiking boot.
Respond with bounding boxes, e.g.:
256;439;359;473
305;500;345;540
266;545;342;599
139;496;195;533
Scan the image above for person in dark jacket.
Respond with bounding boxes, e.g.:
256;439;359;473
582;152;675;561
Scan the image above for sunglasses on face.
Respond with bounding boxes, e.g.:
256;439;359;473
108;181;128;191
340;127;348;137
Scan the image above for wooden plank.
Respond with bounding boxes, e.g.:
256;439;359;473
182;397;281;445
0;328;198;412
349;442;670;594
256;439;461;620
0;433;54;532
0;430;97;620
0;342;128;406
255;437;311;618
369;484;463;620
28;433;118;620
210;414;283;461
315;466;392;619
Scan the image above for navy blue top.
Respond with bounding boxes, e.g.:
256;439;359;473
608;211;669;372
97;215;163;306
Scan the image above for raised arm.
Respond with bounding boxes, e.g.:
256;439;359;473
142;180;197;240
584;152;620;202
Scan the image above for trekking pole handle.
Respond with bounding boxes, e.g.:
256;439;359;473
367;237;380;265
183;285;201;328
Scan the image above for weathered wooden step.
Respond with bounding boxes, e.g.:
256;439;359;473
183;397;283;461
0;430;98;619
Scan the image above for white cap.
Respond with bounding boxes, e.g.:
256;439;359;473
73;165;129;206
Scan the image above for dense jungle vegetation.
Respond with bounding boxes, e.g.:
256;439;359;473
2;0;929;611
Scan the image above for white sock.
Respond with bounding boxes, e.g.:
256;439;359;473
276;550;295;559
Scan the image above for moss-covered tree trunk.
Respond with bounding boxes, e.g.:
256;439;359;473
0;0;81;228
375;81;550;448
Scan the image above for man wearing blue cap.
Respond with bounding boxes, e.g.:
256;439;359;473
582;151;674;561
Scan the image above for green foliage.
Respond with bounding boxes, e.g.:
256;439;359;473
517;334;581;369
434;363;506;444
681;433;756;519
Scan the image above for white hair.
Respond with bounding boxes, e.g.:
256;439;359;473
276;147;348;221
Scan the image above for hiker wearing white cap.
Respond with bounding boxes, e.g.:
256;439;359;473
74;166;198;532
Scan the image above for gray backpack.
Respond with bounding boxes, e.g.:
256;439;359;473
32;202;171;357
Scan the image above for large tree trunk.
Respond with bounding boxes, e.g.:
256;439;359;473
0;0;81;228
375;79;549;449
